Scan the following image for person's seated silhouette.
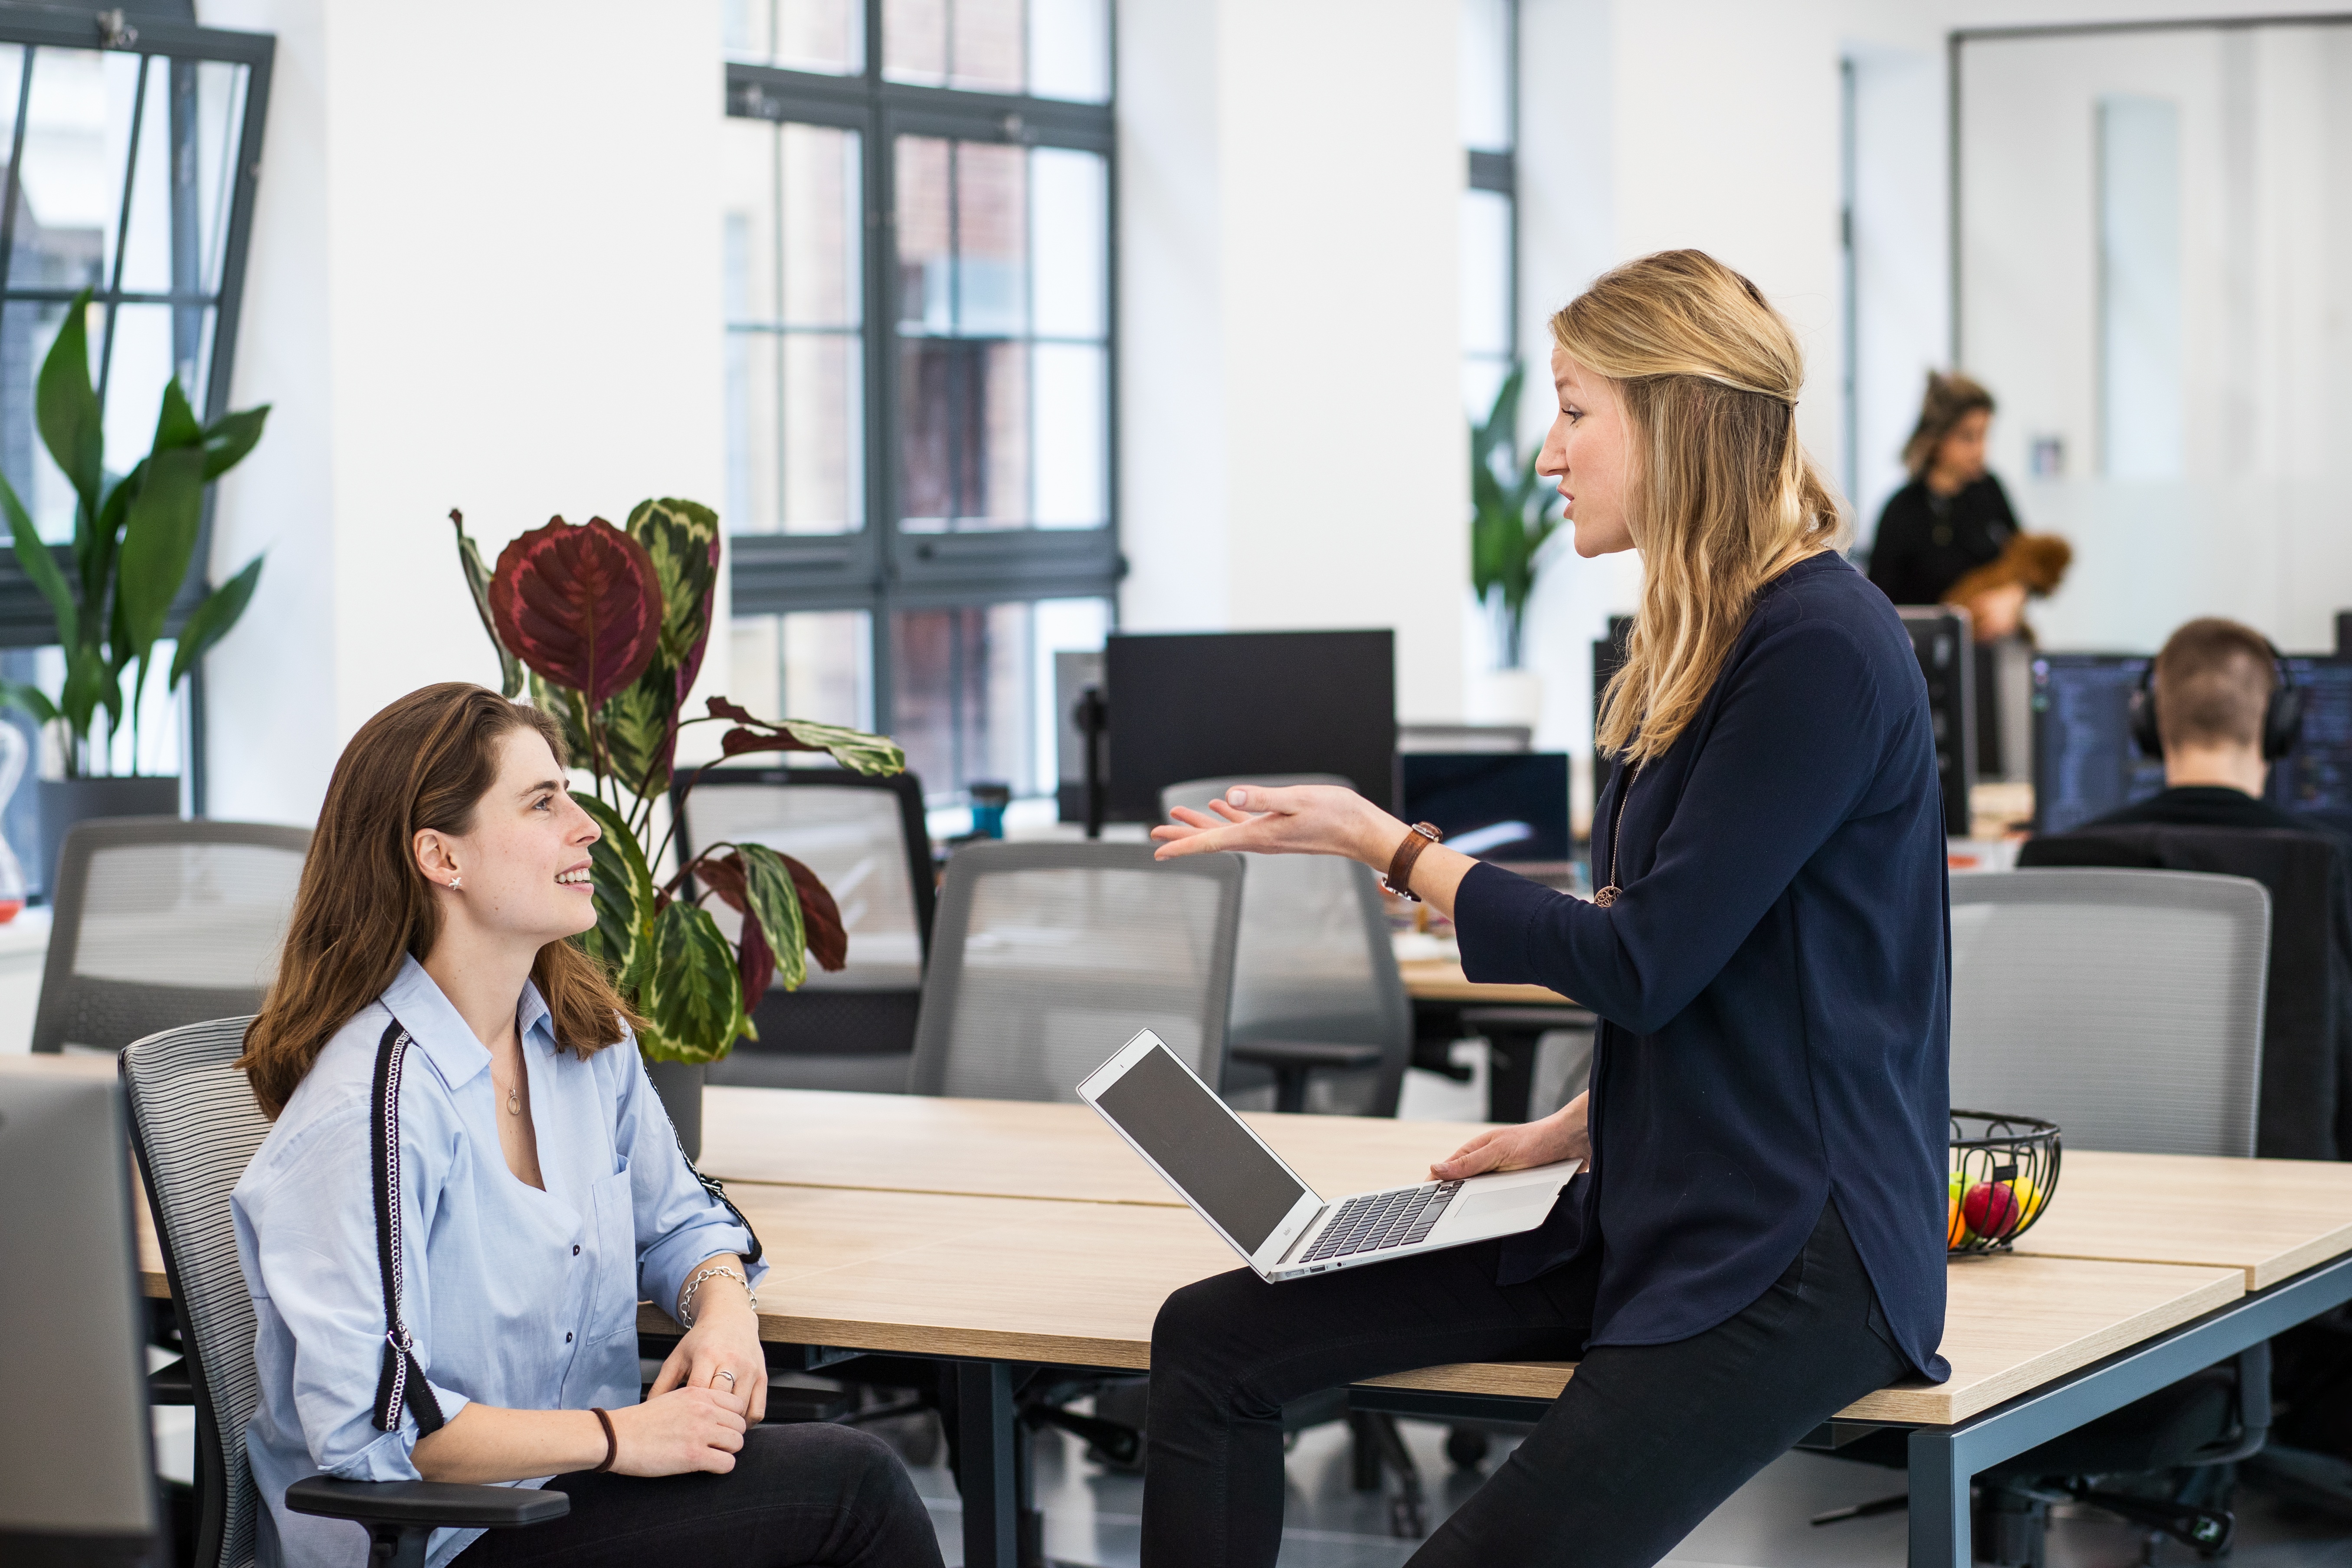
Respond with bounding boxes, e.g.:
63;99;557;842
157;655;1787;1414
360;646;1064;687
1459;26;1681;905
2084;617;2337;838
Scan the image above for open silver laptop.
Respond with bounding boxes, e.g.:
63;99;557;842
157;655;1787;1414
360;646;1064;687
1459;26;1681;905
1078;1029;1577;1282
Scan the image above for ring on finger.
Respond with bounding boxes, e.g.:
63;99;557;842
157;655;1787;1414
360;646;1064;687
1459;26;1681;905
713;1369;737;1388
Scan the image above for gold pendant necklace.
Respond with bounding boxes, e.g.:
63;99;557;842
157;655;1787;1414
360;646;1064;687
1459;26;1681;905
507;1083;521;1116
1593;767;1638;907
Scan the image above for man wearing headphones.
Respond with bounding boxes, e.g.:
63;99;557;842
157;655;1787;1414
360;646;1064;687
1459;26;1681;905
2092;617;2331;836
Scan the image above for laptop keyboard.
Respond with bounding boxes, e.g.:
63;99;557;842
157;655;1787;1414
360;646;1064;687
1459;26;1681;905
1300;1180;1464;1263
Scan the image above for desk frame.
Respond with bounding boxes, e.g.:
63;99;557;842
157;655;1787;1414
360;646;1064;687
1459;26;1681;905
776;1249;2352;1568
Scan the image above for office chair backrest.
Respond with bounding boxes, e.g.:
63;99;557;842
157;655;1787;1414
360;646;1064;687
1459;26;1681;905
909;841;1244;1103
120;1016;274;1568
2020;824;2350;1159
34;819;310;1055
1948;868;2270;1157
674;768;934;989
1161;776;1412;1115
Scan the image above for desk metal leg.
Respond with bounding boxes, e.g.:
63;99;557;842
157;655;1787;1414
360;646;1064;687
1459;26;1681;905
956;1362;1018;1568
1907;1427;1969;1568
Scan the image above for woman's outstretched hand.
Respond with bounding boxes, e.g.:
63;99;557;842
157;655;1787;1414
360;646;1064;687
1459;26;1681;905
1432;1092;1590;1181
1150;784;1401;866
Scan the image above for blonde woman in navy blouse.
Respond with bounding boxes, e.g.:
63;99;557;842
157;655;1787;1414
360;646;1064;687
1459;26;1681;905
1146;252;1951;1567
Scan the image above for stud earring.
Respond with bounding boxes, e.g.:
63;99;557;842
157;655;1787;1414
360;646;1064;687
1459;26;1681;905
448;876;462;890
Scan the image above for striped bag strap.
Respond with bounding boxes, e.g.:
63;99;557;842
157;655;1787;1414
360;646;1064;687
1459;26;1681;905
668;1113;764;1268
370;1017;447;1437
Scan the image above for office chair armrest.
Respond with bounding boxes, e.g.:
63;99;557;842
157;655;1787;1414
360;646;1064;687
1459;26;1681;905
1230;1040;1387;1116
1230;1040;1387;1073
285;1476;571;1530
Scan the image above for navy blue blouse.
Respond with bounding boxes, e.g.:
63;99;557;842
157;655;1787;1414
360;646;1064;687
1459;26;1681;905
1454;553;1951;1381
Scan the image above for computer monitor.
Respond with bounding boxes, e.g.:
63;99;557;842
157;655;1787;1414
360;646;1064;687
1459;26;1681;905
2030;653;2166;835
1590;615;1634;771
1104;630;1396;821
1899;608;1975;837
2269;655;2352;826
0;1070;157;1565
2336;611;2350;657
1398;752;1571;866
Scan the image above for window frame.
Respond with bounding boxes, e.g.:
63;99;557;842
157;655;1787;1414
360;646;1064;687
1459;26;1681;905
1462;0;1517;419
0;7;275;818
724;4;1120;737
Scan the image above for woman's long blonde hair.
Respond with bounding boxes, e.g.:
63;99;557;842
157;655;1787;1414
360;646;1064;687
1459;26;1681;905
1568;250;1848;768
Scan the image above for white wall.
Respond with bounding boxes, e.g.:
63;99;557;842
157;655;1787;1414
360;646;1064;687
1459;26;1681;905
196;0;727;825
1115;0;1468;724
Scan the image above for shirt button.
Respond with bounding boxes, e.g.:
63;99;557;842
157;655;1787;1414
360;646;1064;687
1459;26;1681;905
565;1332;573;1343
572;1245;580;1256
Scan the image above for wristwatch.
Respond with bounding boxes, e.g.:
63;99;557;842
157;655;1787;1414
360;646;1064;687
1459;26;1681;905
1379;822;1445;902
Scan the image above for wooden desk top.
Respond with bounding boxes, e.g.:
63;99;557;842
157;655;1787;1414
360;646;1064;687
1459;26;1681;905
643;1183;2241;1427
698;1087;1493;1206
0;1050;116;1080
2010;1149;2352;1290
1397;956;1576;1008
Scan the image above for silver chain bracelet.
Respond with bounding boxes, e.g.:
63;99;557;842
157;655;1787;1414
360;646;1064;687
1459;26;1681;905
677;1263;756;1326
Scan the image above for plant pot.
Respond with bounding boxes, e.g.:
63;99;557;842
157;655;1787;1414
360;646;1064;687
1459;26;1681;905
36;776;180;898
1467;668;1544;729
643;1055;706;1160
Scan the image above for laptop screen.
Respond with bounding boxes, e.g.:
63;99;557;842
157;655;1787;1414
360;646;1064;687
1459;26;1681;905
1092;1042;1311;1253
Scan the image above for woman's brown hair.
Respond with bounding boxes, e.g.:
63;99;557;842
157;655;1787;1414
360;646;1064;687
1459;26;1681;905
1900;370;1995;479
239;682;642;1117
1562;250;1848;768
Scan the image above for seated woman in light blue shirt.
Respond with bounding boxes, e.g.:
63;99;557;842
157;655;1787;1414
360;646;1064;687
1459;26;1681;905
231;683;942;1568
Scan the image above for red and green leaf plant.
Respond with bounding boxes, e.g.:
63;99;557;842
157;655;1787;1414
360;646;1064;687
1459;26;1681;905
452;504;904;1064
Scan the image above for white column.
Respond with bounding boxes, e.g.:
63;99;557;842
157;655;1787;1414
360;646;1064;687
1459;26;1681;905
197;0;727;824
1116;0;1469;723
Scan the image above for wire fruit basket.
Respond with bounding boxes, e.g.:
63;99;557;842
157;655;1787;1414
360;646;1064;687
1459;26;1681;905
1948;1110;2061;1255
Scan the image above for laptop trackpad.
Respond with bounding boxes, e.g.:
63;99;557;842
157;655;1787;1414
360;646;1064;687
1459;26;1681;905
1451;1180;1565;1236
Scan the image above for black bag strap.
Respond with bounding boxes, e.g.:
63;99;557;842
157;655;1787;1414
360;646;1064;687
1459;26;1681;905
370;1017;446;1437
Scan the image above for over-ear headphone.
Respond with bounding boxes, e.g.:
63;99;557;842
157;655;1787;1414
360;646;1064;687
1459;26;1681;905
2129;635;2304;762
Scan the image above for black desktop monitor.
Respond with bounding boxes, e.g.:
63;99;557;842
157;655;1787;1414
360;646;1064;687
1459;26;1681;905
1589;614;1634;770
1899;608;1975;837
2336;611;2350;657
2269;655;2352;828
1104;630;1396;820
2031;653;2166;835
0;1073;157;1566
1398;752;1571;866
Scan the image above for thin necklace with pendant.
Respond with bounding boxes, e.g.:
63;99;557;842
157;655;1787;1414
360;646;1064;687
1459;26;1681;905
507;1082;521;1116
1593;766;1638;907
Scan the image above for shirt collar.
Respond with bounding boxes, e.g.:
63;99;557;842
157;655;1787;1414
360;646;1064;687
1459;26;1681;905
380;955;556;1088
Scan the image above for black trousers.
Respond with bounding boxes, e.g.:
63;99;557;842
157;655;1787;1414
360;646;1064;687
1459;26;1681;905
1142;1201;1910;1568
452;1422;944;1568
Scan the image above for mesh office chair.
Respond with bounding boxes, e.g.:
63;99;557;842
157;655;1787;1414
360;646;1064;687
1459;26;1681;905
33;819;309;1055
908;839;1244;1101
120;1019;563;1568
2019;825;2352;1159
1948;867;2270;1157
675;768;934;1093
1836;869;2275;1566
1161;776;1412;1116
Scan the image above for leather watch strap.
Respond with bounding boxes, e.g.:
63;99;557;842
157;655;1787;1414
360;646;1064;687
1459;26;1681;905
1382;822;1445;902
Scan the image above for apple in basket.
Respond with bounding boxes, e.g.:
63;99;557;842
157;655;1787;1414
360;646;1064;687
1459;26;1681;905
1961;1177;2043;1241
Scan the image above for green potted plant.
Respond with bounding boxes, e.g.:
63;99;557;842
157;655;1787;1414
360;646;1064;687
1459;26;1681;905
0;288;268;889
1469;363;1562;725
452;504;904;1152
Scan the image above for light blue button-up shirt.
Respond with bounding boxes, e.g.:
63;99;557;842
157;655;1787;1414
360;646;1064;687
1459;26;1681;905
231;957;766;1568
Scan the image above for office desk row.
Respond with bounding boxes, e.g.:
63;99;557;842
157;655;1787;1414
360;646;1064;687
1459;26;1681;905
34;1045;2351;1568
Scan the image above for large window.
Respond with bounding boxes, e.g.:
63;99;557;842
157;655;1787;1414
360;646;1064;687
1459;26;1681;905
0;8;270;859
723;0;1114;804
1461;0;1516;421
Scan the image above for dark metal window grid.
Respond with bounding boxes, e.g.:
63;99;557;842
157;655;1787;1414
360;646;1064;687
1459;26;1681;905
0;8;274;823
724;0;1119;737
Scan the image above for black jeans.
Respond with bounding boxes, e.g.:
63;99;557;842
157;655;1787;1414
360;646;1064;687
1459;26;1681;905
452;1422;944;1568
1142;1201;1910;1568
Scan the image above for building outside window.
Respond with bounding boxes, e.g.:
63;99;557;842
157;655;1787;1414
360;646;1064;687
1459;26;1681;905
1461;0;1516;423
0;8;271;881
722;0;1115;806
